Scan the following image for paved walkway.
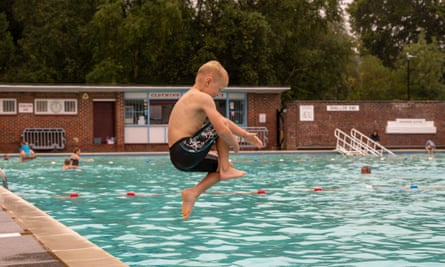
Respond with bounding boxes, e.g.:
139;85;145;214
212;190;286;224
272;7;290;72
0;209;65;266
0;187;128;267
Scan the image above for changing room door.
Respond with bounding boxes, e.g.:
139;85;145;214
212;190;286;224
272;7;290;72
93;102;115;144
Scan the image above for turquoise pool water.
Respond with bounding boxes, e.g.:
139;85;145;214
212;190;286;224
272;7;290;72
3;153;445;266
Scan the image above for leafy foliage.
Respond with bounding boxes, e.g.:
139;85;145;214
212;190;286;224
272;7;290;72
1;0;444;100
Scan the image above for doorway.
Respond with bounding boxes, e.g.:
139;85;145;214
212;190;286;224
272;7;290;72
93;101;115;144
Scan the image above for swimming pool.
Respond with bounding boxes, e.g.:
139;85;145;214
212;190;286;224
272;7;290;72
3;152;445;266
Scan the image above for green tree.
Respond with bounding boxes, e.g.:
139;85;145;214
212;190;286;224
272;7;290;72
250;0;353;100
353;54;403;100
87;0;194;84
192;0;274;85
397;33;445;100
1;0;357;102
10;0;97;82
348;0;445;67
0;12;14;78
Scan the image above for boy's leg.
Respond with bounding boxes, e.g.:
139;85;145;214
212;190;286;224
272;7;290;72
216;138;246;180
182;171;220;220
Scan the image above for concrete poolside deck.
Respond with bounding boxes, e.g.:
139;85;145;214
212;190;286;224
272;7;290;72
0;186;128;267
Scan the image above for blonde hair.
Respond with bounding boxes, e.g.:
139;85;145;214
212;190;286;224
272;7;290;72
195;60;229;86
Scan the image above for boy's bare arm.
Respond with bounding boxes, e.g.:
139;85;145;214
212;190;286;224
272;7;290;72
225;119;263;148
201;96;240;152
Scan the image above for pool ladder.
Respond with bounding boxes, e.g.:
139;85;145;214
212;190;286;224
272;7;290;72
334;128;396;157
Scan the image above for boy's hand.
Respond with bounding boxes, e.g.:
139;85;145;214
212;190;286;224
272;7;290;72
244;133;263;148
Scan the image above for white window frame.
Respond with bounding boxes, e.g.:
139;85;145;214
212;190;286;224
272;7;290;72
34;99;78;115
0;98;17;114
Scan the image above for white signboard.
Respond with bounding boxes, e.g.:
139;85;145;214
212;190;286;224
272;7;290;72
259;113;266;123
386;118;436;134
300;105;314;121
327;105;360;111
19;103;33;113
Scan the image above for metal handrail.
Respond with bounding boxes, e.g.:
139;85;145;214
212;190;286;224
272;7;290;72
334;128;396;157
334;128;368;156
350;128;396;156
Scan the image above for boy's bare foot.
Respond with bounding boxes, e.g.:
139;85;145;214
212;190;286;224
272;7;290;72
220;167;246;180
182;188;197;220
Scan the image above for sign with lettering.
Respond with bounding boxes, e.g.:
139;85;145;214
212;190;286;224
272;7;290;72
327;105;360;111
386;118;436;134
19;103;33;113
214;92;227;99
300;105;314;121
149;92;182;99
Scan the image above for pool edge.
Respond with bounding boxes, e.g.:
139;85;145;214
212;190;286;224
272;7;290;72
0;187;128;267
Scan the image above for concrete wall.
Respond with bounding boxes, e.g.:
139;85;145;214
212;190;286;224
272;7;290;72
284;101;445;150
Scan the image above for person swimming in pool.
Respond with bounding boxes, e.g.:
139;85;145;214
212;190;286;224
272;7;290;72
168;60;263;220
69;147;94;166
19;141;36;162
62;158;78;170
425;139;436;156
70;147;82;166
361;165;371;174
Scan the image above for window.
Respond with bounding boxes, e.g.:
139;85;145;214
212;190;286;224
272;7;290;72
215;93;246;125
125;98;176;125
228;100;244;124
0;99;16;114
34;99;77;115
124;99;147;125
123;92;247;126
149;100;175;125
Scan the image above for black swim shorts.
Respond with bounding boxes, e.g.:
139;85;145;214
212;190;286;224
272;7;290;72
70;158;79;166
169;123;219;172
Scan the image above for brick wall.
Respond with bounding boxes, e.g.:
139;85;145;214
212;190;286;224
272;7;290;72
284;101;445;149
0;91;283;153
0;92;122;153
247;93;282;150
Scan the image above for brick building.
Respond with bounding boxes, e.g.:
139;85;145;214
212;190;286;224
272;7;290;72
284;101;444;150
0;85;288;153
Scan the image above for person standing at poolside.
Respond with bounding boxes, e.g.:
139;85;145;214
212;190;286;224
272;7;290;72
168;60;263;220
370;130;380;143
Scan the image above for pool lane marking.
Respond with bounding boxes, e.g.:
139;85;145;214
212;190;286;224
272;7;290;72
55;189;268;198
365;184;445;190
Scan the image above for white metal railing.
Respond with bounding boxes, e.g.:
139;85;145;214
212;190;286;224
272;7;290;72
239;127;268;149
334;128;368;156
350;128;396;156
22;128;66;150
334;128;396;157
